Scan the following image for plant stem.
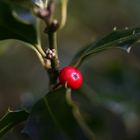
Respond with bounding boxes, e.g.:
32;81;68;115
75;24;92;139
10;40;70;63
48;31;59;87
48;32;58;68
32;46;46;67
66;88;97;140
36;44;46;57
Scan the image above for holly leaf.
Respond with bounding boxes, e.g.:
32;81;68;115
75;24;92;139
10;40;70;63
12;7;36;25
23;87;94;140
70;27;140;68
72;88;128;140
0;109;29;138
3;0;34;25
0;1;37;46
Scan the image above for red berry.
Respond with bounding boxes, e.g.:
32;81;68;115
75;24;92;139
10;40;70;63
59;66;83;89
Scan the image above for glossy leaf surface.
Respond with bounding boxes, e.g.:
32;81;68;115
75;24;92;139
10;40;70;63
24;88;93;140
71;27;140;67
0;1;37;46
0;110;29;138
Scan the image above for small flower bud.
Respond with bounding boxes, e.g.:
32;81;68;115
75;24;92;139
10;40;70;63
44;19;60;33
50;19;60;32
45;48;57;59
44;59;51;69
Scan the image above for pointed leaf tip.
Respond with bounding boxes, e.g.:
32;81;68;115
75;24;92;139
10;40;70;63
0;110;29;138
71;27;140;67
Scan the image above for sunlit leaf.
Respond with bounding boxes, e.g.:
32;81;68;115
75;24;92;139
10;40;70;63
71;27;140;68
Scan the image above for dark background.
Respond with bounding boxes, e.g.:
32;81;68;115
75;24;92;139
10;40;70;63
0;0;140;140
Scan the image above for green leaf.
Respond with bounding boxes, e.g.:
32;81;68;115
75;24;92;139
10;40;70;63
4;0;32;11
23;87;94;140
0;109;29;138
3;0;34;25
70;27;140;68
12;5;35;25
0;1;38;46
72;88;128;140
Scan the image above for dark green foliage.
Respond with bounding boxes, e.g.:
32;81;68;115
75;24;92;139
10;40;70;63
0;1;140;140
0;1;37;45
23;88;92;140
0;110;29;138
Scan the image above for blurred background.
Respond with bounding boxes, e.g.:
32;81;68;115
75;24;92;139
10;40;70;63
0;0;140;140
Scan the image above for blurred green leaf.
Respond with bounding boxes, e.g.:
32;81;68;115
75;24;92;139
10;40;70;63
71;27;140;68
72;88;127;140
4;0;32;9
23;87;94;140
3;0;35;25
0;109;29;138
81;56;140;114
0;1;37;46
12;8;35;25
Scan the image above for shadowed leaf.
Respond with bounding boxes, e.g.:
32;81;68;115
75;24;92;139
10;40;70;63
0;109;29;138
72;87;127;140
23;87;94;140
0;1;37;46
